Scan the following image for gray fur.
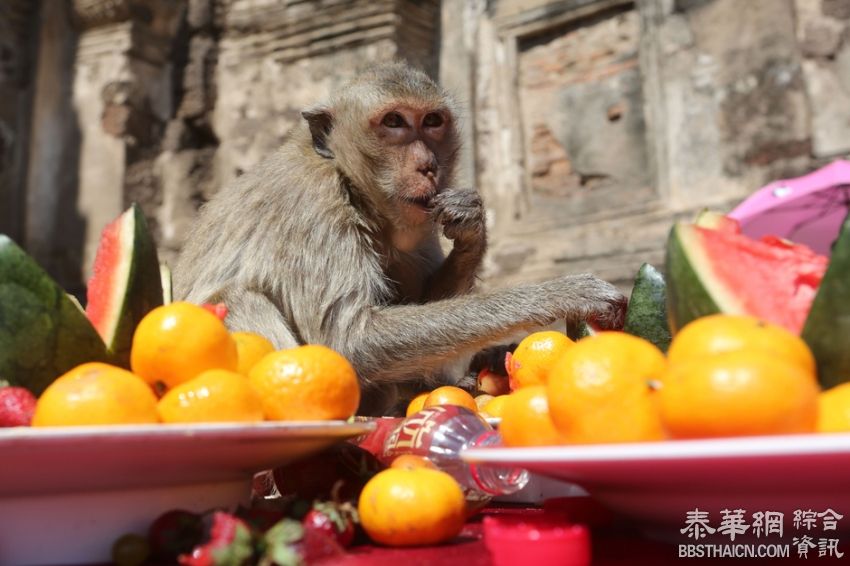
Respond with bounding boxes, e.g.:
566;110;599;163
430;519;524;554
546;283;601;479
175;63;626;415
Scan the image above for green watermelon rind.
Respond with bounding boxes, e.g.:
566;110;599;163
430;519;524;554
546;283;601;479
801;213;850;389
0;235;111;395
665;223;748;334
96;204;163;368
623;263;672;353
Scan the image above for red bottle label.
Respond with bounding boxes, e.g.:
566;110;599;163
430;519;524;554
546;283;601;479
383;405;465;459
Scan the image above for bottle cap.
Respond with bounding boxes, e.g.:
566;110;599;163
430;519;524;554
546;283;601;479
483;512;591;566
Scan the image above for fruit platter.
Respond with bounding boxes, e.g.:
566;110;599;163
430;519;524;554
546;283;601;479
3;183;850;566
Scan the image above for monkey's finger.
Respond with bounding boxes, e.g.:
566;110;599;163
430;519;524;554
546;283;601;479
588;295;628;331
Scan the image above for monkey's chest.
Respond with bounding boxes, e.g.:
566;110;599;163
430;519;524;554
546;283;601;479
384;256;434;304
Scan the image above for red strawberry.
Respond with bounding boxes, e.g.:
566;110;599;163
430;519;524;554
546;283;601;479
201;303;229;321
297;528;345;563
302;502;357;548
179;511;254;566
0;387;37;427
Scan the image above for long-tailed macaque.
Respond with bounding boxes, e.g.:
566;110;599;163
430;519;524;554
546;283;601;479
175;62;626;415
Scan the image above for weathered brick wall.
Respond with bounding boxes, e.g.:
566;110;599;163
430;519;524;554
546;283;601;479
3;0;850;296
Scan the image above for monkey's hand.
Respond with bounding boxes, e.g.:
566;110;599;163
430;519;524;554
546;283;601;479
554;274;628;331
432;188;486;249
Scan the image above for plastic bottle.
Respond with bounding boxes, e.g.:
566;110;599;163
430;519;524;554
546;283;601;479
382;405;529;506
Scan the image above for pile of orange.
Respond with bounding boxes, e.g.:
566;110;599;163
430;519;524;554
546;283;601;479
477;314;849;448
32;302;360;427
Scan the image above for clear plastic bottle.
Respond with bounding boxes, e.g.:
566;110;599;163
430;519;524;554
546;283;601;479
382;405;529;506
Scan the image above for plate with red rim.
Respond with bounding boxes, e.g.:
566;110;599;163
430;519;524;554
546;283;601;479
463;433;850;540
0;420;374;565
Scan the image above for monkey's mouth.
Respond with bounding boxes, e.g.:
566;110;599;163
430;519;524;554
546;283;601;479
401;195;434;210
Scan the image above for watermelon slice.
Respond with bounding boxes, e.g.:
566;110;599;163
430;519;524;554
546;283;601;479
86;204;163;367
666;216;828;335
802;213;850;389
623;263;671;352
0;236;111;395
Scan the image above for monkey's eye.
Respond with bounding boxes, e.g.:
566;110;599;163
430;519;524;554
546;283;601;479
381;112;406;128
423;113;444;128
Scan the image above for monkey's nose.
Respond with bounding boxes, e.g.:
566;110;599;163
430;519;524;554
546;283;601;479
418;164;437;179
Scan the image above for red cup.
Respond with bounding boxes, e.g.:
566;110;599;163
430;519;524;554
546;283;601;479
483;513;591;566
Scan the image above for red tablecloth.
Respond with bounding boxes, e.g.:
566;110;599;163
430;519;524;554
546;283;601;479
334;506;823;566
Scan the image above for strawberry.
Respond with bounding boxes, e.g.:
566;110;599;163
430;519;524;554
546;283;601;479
179;511;254;566
302;501;357;548
0;386;37;427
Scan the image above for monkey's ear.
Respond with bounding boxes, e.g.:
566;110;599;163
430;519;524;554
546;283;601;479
301;106;334;159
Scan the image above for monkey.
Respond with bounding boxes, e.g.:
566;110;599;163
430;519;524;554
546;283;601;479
175;62;627;416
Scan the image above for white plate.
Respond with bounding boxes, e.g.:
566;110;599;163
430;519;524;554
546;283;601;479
464;433;850;541
0;421;373;565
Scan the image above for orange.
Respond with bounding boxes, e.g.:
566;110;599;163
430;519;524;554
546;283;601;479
659;351;819;438
423;386;478;412
667;314;816;378
390;455;438;470
232;332;275;375
358;467;465;546
33;363;158;426
131;302;238;390
507;331;574;388
474;394;495;411
157;369;264;424
406;392;430;416
547;332;667;444
499;387;563;447
249;345;360;420
480;395;509;419
817;383;850;433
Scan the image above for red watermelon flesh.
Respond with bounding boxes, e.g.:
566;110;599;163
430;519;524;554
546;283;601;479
86;204;162;367
86;214;126;338
678;225;828;334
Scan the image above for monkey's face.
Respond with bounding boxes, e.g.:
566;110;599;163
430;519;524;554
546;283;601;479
368;105;455;226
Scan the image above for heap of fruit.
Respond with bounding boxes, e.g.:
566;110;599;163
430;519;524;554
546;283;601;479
0;205;360;427
455;210;850;447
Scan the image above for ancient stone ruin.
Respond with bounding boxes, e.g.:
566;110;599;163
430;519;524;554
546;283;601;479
2;0;849;297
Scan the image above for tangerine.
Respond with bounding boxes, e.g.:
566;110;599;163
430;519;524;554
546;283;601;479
131;302;238;390
157;369;264;424
406;392;430;417
33;363;158;426
232;332;275;375
423;386;478;412
358;467;466;546
507;331;574;389
474;394;495;411
817;383;850;433
667;314;816;378
499;387;563;447
390;455;438;470
480;395;509;419
547;332;666;444
659;351;819;438
249;345;360;420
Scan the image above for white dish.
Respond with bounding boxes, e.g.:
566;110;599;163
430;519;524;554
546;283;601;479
0;421;373;565
464;433;850;541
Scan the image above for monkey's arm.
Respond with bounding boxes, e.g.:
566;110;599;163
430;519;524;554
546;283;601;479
424;189;487;300
346;274;625;385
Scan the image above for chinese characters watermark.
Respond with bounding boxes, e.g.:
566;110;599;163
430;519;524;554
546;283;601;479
678;508;844;559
